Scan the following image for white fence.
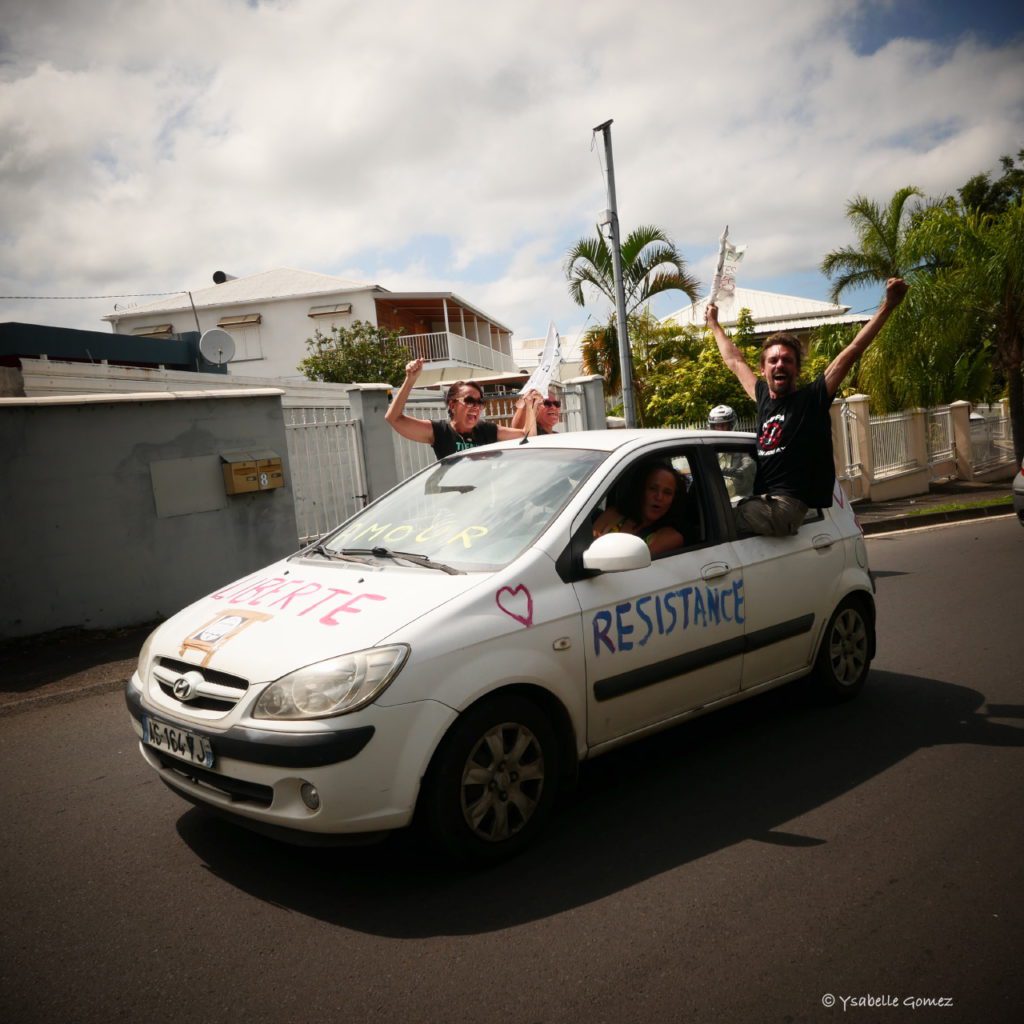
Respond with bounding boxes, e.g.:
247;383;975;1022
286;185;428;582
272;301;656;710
670;414;757;432
971;402;1014;471
866;402;1013;481
839;401;863;482
869;410;917;478
926;406;955;465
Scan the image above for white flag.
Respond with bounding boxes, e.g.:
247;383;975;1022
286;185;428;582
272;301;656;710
520;321;562;396
709;226;746;304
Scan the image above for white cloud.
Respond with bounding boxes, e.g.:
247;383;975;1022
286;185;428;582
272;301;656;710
1;0;1022;336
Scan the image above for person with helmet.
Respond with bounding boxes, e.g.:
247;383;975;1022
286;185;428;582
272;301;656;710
708;404;737;430
708;405;756;498
706;277;909;536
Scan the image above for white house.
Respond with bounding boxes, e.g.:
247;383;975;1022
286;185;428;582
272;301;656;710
103;268;518;385
662;286;870;343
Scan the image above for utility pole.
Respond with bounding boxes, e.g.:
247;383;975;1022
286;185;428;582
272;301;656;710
593;118;637;428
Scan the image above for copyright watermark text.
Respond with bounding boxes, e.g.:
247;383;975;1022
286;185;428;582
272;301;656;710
822;993;954;1011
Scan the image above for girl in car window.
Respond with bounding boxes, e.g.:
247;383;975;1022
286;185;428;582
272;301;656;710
592;461;686;556
386;358;527;459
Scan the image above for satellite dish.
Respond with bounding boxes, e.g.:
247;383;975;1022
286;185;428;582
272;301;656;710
199;328;235;366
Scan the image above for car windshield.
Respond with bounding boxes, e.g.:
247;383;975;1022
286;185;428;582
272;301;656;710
321;446;607;571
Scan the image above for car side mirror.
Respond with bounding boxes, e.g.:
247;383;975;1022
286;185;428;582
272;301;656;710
582;532;652;573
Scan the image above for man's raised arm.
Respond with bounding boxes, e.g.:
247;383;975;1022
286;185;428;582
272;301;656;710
706;303;757;401
824;277;909;398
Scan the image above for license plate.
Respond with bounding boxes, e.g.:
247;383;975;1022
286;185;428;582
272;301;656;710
143;716;214;768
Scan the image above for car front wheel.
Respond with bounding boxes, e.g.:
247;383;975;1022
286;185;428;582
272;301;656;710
420;695;559;864
814;597;874;701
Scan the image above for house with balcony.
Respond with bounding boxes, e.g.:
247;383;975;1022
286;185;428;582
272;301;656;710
102;268;517;385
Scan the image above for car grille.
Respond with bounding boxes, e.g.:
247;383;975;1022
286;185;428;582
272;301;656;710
154;750;273;807
153;657;250;715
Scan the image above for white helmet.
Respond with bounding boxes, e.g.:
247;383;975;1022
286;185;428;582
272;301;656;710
708;404;737;429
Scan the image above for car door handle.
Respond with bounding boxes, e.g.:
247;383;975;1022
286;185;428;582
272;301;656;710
700;561;731;580
812;534;835;549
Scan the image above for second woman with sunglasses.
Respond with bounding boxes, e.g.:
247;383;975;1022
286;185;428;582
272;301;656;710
385;357;527;460
511;388;561;436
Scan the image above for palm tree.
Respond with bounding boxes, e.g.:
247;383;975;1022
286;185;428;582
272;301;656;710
820;186;923;302
907;201;1024;459
565;224;700;395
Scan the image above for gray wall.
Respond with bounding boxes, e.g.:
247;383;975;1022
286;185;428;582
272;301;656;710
0;390;300;640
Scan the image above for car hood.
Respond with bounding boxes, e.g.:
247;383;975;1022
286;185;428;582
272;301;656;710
150;557;488;683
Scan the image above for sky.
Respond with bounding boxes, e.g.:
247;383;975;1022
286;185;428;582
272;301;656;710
1;0;1022;345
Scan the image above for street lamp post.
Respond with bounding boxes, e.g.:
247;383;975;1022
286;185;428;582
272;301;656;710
593;118;636;428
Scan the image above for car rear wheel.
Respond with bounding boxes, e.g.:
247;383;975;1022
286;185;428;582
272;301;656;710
814;597;873;701
420;695;559;864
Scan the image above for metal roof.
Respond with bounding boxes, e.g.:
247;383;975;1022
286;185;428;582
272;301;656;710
662;287;869;334
102;268;378;320
374;293;513;334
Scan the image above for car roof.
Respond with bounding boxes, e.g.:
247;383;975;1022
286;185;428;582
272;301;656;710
486;428;756;454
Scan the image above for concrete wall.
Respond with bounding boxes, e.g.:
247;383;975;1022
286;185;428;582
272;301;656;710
0;389;300;640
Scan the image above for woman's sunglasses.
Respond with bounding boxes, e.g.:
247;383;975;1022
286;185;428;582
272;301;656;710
541;399;561;409
457;396;485;407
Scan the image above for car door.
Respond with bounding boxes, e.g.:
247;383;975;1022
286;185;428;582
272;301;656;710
566;446;745;749
705;436;844;689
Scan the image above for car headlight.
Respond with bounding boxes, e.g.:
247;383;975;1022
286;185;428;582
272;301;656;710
252;645;410;720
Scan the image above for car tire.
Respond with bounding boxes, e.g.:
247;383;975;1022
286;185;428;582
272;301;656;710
420;694;559;865
813;596;874;702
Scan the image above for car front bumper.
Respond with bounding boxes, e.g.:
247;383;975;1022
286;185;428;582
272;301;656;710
125;676;457;836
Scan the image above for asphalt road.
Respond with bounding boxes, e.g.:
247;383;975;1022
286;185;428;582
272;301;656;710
1;517;1021;1024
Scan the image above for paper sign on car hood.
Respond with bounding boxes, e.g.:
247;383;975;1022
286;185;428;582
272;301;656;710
152;559;485;682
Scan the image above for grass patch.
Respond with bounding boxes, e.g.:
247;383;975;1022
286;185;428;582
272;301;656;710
905;495;1012;517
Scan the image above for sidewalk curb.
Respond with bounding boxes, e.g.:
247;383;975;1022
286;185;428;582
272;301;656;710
860;504;1015;535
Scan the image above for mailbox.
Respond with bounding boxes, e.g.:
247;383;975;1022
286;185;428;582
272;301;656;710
221;450;284;495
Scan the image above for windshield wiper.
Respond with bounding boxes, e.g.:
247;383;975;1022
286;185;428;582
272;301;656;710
342;547;464;575
304;542;373;564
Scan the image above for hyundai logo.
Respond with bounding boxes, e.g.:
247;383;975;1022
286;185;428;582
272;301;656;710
173;675;199;701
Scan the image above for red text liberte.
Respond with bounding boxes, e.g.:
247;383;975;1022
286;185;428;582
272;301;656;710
209;575;386;626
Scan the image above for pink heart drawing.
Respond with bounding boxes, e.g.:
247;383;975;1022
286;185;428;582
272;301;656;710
495;584;533;628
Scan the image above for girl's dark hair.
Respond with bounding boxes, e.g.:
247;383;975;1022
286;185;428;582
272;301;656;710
445;379;483;415
760;332;803;371
615;460;687;526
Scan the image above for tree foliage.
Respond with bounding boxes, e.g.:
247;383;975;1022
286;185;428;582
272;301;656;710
957;148;1024;215
820;186;923;302
823;148;1023;459
641;308;759;427
297;320;409;386
566;224;700;395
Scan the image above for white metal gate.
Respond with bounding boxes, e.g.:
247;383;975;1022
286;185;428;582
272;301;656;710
284;408;367;544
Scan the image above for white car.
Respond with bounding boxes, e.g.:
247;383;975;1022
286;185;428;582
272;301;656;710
1014;456;1024;526
126;429;876;863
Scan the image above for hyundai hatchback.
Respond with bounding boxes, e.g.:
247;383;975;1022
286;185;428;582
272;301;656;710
126;429;876;862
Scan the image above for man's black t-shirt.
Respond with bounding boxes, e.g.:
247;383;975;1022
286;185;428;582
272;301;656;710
430;419;500;460
753;375;836;508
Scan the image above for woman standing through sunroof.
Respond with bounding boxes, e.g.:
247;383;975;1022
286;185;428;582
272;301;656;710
385;357;527;460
